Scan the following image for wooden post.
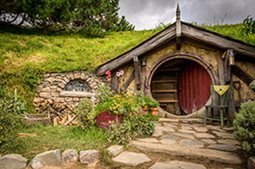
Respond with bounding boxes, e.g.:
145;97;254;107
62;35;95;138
217;52;225;85
133;55;141;91
225;49;235;123
111;72;119;92
176;4;182;50
141;56;147;93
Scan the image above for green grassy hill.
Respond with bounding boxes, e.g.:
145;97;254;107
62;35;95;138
0;26;161;108
0;23;255;110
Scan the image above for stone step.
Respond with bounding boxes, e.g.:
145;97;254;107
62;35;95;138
149;161;207;169
112;151;151;166
130;141;242;164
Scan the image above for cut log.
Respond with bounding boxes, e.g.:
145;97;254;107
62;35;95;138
53;117;59;126
59;114;68;125
65;115;77;126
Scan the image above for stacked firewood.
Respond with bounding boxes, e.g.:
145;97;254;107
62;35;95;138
52;113;78;126
34;99;78;118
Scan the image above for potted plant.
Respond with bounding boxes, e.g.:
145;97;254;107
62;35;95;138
142;95;160;116
95;84;140;129
95;84;120;129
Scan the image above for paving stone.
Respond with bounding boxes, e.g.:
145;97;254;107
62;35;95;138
194;133;215;139
137;138;159;143
179;139;204;148
131;141;242;164
160;134;178;144
179;118;203;124
178;129;196;134
149;161;207;169
62;149;78;163
162;123;178;129
160;139;176;145
217;139;240;145
155;126;175;132
112;151;151;166
212;131;235;139
172;133;195;139
248;157;255;169
106;145;123;157
193;126;208;133
79;150;99;164
160;134;178;140
208;144;238;152
30;149;62;169
206;125;225;132
152;128;163;137
159;118;179;123
0;154;27;169
181;126;193;130
222;127;235;132
201;139;217;144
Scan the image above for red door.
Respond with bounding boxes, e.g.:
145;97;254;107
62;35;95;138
178;61;211;114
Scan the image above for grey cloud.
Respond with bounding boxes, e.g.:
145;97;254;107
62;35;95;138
119;0;255;30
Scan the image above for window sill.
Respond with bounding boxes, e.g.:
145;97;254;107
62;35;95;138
60;91;95;98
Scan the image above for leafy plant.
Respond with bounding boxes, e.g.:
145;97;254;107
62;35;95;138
107;114;156;145
241;16;255;35
96;84;141;115
0;89;27;153
136;92;159;108
143;96;160;108
233;101;255;156
98;84;113;104
73;98;97;129
249;80;255;89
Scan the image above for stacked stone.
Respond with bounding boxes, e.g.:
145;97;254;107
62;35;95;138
33;71;100;117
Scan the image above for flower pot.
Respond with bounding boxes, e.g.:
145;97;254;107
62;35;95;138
150;107;159;116
96;112;122;129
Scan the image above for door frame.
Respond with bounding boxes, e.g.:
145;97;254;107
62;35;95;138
146;52;218;117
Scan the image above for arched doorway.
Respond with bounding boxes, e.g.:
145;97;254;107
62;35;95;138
150;58;212;115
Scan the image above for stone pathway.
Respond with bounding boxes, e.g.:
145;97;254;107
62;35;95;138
126;118;242;168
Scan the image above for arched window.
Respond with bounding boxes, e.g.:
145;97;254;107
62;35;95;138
64;79;91;92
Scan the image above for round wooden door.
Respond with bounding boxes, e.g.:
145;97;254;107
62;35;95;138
178;61;211;114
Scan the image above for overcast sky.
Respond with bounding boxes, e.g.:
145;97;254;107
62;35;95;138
119;0;255;30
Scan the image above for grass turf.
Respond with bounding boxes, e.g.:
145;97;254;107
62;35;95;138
14;125;108;159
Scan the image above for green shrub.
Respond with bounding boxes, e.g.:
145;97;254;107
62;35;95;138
73;98;98;130
0;89;27;153
107;114;156;145
233;101;255;156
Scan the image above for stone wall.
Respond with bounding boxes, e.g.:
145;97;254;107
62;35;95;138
33;71;100;117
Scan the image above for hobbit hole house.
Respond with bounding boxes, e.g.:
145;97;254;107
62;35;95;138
34;5;255;120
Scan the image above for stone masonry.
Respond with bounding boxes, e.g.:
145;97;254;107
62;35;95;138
33;71;100;117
